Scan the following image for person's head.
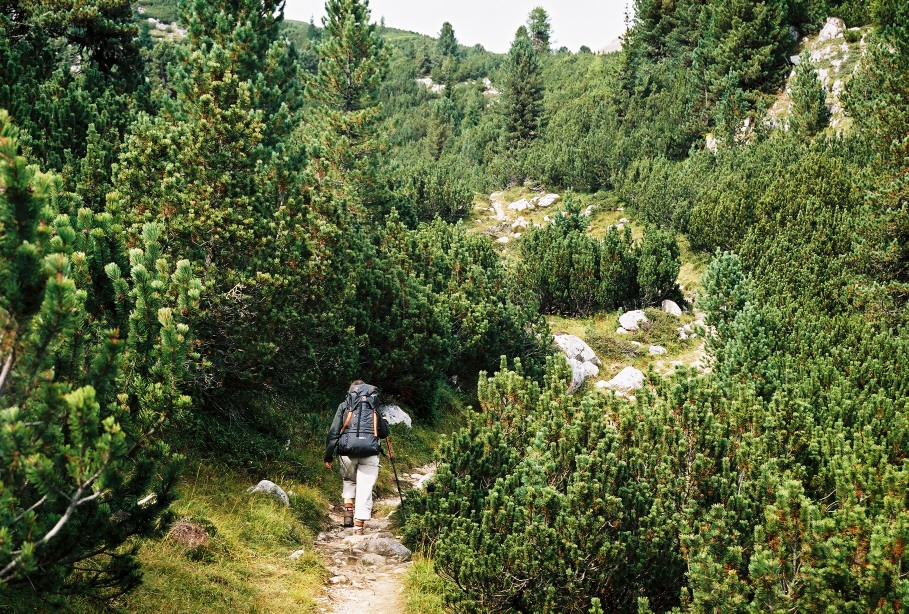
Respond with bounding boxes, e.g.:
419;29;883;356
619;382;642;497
350;379;364;389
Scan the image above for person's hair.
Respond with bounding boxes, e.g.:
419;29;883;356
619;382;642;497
350;379;365;387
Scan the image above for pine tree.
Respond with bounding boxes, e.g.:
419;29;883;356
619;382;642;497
109;0;329;398
310;0;388;214
527;6;552;53
0;110;199;595
788;52;829;138
436;21;460;58
503;26;544;146
636;227;680;305
843;1;909;314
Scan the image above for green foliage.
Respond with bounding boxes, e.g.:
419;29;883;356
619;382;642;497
789;52;830;138
517;197;681;316
0;111;198;595
527;6;552;53
637;227;681;305
503;26;544;147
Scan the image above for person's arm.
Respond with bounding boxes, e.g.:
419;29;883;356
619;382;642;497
377;411;389;439
324;404;346;464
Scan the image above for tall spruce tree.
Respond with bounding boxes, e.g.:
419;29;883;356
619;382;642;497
527;6;552;53
311;0;388;214
503;26;544;146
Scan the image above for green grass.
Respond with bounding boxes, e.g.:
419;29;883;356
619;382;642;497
403;556;448;614
109;463;327;613
549;307;704;383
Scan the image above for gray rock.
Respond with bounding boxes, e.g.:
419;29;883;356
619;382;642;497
360;553;387;566
818;17;845;42
289;549;306;560
380;404;412;429
616;327;628;335
554;334;602;366
329;575;349;584
619;310;649;332
566;358;589;394
508;198;532;212
789;25;800;42
603;367;645;393
649;345;667;356
662;299;683;317
247;480;289;507
366;537;412;562
536;193;560;207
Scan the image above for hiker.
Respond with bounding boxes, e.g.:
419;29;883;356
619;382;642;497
324;380;389;532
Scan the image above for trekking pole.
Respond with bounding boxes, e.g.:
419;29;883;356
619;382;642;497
385;434;407;522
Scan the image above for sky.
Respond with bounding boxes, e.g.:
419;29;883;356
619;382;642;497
283;1;631;53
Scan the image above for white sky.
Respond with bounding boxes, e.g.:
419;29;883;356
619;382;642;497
283;1;630;53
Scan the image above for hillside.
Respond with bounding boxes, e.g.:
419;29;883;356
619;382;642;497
2;0;909;612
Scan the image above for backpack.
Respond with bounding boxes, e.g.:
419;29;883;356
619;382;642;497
337;383;383;458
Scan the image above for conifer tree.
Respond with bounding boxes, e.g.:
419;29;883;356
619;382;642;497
702;0;790;93
311;0;388;214
0;110;199;595
527;6;552;53
844;1;909;314
109;0;337;399
788;51;829;138
637;227;680;305
436;22;460;58
503;26;544;146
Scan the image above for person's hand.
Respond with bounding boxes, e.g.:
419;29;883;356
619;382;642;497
325;461;332;471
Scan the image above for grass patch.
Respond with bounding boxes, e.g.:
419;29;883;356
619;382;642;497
403;556;447;614
549;307;704;381
107;463;328;613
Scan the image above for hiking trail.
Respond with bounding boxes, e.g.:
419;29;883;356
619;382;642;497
313;463;437;614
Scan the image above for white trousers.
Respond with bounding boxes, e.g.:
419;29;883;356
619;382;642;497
339;455;380;521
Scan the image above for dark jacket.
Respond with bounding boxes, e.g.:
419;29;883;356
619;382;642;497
324;401;389;462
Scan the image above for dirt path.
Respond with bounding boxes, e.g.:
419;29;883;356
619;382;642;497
313;464;437;614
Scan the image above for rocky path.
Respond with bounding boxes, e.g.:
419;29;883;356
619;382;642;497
313;464;437;614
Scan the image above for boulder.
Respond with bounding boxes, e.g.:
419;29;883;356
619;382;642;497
512;217;529;229
360;553;387;566
508;198;532;212
289;549;306;560
584;205;595;217
380;404;412;429
329;575;349;585
619;310;649;331
247;480;290;507
818;17;845;42
366;537;412;562
649;345;667;356
536;193;560;207
566;358;589;394
662;299;683;317
603;367;645;393
553;334;602;366
616;327;628;335
496;236;510;244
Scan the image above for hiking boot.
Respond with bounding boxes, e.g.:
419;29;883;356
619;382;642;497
354;519;365;535
342;505;354;528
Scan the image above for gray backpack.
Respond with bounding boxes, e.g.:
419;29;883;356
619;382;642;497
338;383;383;458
